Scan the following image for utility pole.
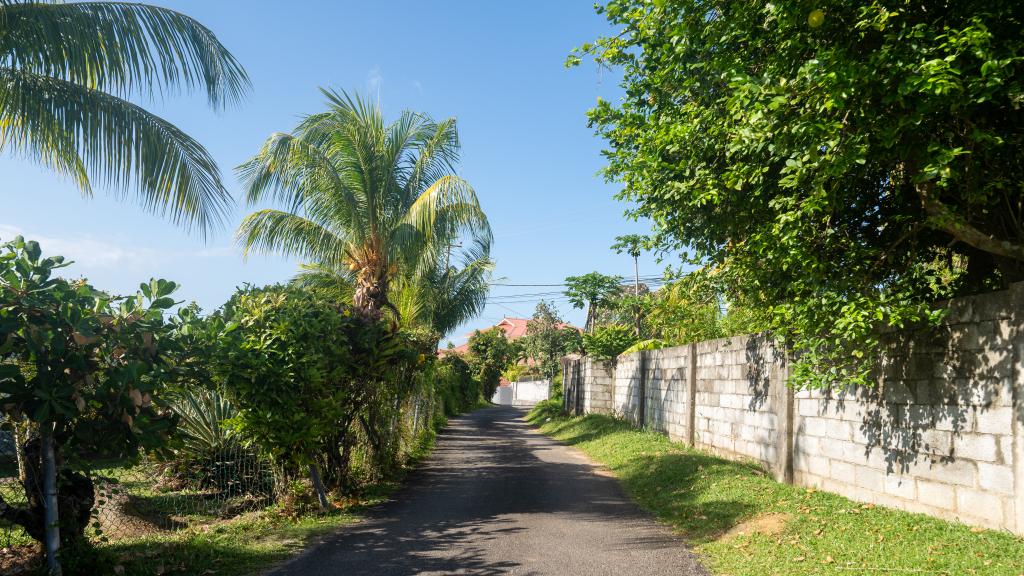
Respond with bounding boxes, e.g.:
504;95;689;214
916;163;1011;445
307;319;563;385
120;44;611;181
631;247;641;337
612;234;645;337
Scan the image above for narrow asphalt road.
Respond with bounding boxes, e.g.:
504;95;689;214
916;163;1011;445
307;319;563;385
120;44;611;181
270;406;707;575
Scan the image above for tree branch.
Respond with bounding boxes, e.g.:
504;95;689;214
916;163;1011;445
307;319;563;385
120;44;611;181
916;183;1024;261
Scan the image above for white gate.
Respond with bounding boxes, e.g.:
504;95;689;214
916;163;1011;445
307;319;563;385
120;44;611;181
491;380;550;406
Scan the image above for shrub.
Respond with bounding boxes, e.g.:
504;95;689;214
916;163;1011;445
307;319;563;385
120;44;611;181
583;324;638;364
0;237;187;547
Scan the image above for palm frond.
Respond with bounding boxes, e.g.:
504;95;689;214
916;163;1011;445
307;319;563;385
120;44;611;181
431;257;493;335
290;262;355;302
395;175;492;266
0;0;250;107
0;68;232;233
237;131;364;239
236;209;347;264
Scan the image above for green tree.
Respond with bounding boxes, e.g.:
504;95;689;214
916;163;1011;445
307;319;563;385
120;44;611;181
582;324;637;365
0;1;249;234
575;0;1024;387
208;285;410;508
0;238;184;553
643;268;764;346
563;272;623;332
466;327;516;400
611;234;651;335
237;90;492;317
521;301;582;381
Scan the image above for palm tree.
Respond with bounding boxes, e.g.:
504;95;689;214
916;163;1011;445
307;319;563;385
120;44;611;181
0;1;249;235
237;89;492;320
390;246;492;335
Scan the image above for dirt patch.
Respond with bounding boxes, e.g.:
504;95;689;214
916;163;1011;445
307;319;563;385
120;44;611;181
0;544;40;575
721;512;792;540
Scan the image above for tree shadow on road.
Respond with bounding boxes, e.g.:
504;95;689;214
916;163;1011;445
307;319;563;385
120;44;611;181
271;406;703;576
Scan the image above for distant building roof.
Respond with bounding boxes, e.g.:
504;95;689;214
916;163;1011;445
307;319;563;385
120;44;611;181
437;316;577;357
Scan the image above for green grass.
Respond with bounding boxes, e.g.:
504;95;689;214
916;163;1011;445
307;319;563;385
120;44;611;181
80;508;362;576
2;407;454;575
527;400;1024;576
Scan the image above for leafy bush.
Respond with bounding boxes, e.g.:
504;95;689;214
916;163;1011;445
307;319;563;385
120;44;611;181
620;338;670;354
0;237;188;546
206;285;415;506
582;324;638;364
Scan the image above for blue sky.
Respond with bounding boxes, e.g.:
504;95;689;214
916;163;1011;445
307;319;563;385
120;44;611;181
1;0;665;344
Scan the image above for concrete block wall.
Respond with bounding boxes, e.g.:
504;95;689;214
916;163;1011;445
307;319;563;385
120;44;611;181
693;335;790;479
614;352;642;422
582;358;615;415
792;282;1024;532
568;282;1024;534
643;347;692;442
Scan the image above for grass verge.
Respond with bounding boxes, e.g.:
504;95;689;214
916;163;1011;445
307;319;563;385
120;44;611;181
527;400;1024;576
6;409;448;576
92;427;442;576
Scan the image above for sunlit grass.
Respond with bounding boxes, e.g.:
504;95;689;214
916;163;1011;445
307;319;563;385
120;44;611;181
528;401;1024;576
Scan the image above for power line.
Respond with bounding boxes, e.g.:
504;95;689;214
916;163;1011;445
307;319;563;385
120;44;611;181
488;275;668;288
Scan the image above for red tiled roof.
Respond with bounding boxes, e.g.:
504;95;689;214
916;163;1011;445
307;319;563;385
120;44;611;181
437;317;578;356
495;317;529;339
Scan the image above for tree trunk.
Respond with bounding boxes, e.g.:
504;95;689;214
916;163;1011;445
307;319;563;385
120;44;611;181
0;435;94;549
14;423;27;482
41;426;62;576
916;182;1024;262
307;464;330;512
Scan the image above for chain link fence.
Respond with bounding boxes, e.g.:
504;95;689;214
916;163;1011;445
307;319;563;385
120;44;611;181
0;423;276;573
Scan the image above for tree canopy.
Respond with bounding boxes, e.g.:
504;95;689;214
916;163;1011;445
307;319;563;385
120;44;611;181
563;272;623;332
576;0;1024;387
521;301;582;380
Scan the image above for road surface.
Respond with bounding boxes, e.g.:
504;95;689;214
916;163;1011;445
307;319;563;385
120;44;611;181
270;406;707;575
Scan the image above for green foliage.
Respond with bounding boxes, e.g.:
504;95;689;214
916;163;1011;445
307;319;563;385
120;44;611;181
167;387;236;459
520;301;582;380
466;327;516;400
563;272;623;332
610;234;649;259
577;0;1024;387
237;89;492;318
619;338;669;355
0;236;190;545
582;324;638;364
0;236;183;465
641;269;766;346
208;285;404;474
163;387;270;497
500;364;525;384
391;255;494;337
430;355;480;416
0;1;249;234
